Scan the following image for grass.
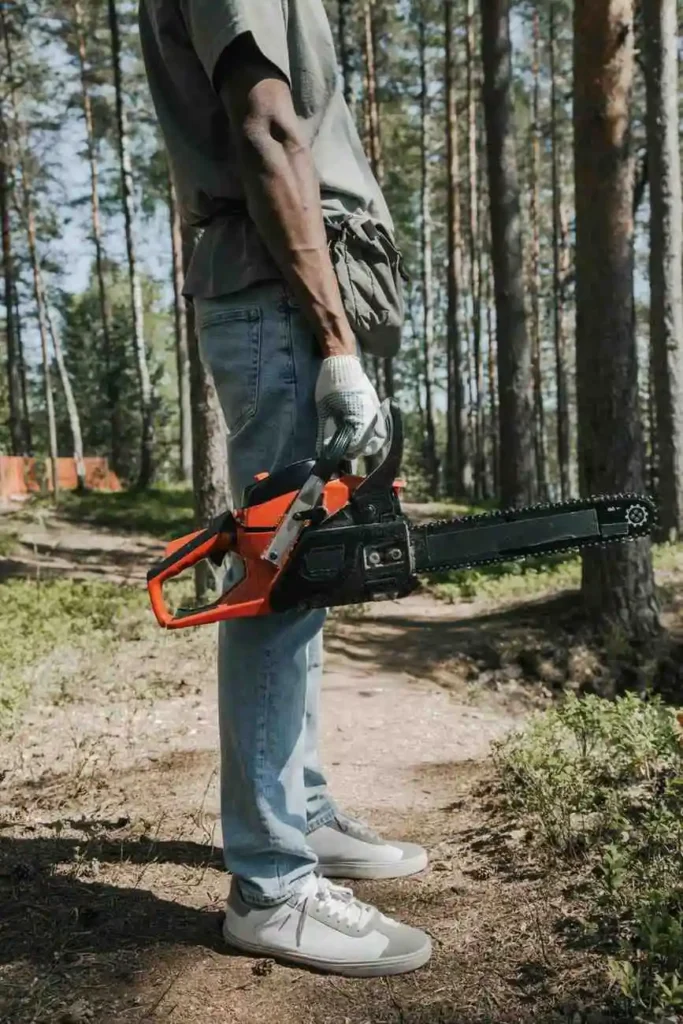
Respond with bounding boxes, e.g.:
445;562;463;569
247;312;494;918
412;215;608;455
0;530;19;557
57;485;196;539
0;578;148;724
494;692;683;1022
427;541;683;604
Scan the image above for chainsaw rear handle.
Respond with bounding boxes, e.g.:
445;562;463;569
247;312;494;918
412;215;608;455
147;510;238;628
146;421;356;629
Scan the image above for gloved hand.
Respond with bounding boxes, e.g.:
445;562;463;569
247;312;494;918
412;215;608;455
315;355;387;458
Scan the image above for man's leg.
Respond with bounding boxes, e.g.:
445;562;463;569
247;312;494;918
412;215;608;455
195;282;431;976
196;283;334;905
304;629;337;832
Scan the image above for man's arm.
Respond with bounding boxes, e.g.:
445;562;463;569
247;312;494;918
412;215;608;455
215;35;355;359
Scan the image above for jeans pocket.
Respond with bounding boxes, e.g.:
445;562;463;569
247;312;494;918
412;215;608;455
198;306;262;436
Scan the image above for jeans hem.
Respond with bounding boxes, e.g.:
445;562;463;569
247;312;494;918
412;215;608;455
237;871;315;909
305;805;337;835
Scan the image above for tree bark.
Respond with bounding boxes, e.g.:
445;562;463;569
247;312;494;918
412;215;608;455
574;0;660;642
643;0;683;540
419;3;439;496
73;0;122;475
181;225;229;600
549;5;571;501
25;208;59;500
529;9;548;501
444;0;466;498
45;290;86;492
481;0;535;507
13;283;31;455
108;0;155;489
485;249;499;496
168;173;193;484
0;67;23;454
465;0;480;497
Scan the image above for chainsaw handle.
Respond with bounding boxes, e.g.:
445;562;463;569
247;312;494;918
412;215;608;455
315;422;356;481
147;512;237;628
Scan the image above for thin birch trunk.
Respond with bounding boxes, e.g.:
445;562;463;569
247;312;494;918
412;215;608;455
108;0;155;488
13;282;31;455
73;0;121;473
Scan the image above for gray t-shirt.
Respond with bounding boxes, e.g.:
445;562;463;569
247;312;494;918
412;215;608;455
139;0;392;298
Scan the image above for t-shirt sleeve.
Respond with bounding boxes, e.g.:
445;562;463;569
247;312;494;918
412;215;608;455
180;0;291;89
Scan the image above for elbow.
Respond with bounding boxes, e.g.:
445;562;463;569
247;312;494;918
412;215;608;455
241;111;308;162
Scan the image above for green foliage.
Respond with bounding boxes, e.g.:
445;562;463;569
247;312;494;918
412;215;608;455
49;267;178;483
59;484;194;539
430;550;581;602
0;531;19;557
495;693;683;1020
0;578;147;723
427;542;683;604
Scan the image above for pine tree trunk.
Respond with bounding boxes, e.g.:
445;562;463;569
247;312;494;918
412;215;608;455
444;0;466;499
574;0;660;642
0;104;23;455
529;10;548;501
168;173;193;484
643;0;683;541
181;226;229;601
419;5;439;497
549;5;571;501
485;250;499;496
73;0;122;476
108;0;155;489
481;0;535;508
465;0;480;497
13;284;31;455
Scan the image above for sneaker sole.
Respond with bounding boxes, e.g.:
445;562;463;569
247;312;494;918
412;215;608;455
316;849;429;880
222;924;432;978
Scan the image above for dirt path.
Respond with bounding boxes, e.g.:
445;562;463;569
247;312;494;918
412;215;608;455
1;510;662;1023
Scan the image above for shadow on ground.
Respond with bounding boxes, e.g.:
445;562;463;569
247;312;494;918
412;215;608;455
0;779;616;1024
326;592;582;687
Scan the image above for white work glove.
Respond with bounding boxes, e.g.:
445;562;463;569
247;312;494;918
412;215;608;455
315;355;387;458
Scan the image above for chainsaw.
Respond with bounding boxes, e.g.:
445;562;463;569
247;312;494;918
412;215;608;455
147;402;657;629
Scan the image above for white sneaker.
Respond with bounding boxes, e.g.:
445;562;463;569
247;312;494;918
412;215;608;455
223;874;432;977
308;813;429;880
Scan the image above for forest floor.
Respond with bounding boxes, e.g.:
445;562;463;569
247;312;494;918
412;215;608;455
1;492;682;1024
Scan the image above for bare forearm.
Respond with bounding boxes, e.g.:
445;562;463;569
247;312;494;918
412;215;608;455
226;110;355;357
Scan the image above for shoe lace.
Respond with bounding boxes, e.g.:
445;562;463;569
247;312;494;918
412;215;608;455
294;876;372;946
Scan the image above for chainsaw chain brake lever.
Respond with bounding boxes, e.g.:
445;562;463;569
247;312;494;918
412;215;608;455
262;421;356;569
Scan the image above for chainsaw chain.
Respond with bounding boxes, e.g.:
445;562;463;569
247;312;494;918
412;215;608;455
411;492;658;575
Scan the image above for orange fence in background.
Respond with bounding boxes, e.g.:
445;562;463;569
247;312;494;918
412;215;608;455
0;457;121;498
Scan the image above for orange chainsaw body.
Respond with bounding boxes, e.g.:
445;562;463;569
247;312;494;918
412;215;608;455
147;473;369;629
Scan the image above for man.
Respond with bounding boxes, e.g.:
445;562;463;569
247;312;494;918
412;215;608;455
139;0;431;977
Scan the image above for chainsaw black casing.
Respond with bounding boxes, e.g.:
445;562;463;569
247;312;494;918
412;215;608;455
269;517;419;613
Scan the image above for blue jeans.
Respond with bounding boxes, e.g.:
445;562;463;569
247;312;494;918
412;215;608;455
195;282;337;907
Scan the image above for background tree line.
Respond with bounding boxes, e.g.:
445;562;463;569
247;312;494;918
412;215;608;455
1;0;682;644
